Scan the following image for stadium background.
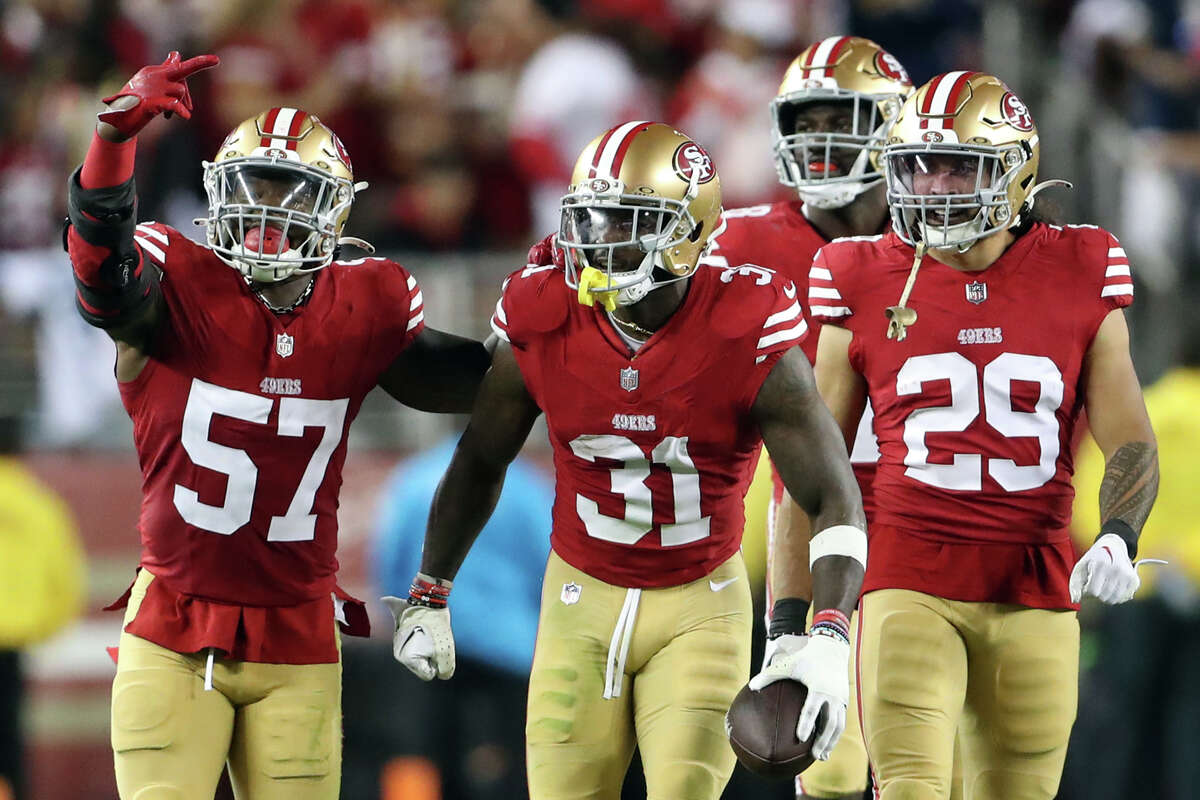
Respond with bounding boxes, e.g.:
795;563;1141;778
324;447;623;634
0;0;1197;798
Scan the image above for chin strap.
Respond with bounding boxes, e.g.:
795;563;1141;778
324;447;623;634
337;236;375;254
885;242;926;341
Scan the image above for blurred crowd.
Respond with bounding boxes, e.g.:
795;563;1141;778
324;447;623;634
1;0;1199;798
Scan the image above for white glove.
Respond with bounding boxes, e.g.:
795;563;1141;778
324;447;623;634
748;633;849;761
381;596;455;681
1070;533;1139;604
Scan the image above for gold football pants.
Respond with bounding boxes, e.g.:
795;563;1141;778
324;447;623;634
857;589;1078;800
111;570;342;800
526;550;752;800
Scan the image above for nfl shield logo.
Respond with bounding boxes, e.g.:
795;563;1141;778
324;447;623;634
275;332;294;358
620;366;639;392
561;582;582;605
965;281;987;305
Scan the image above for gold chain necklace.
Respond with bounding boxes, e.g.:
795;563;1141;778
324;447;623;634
609;312;656;339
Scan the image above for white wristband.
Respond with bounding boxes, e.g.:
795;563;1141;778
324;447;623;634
809;525;867;570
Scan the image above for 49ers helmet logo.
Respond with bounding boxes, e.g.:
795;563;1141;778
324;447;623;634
330;131;353;171
875;51;910;85
673;141;715;185
1000;92;1034;131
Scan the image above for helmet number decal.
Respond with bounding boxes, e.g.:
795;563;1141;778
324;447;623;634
1000;92;1034;132
672;141;715;185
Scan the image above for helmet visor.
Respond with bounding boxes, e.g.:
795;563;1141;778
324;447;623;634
222;164;327;215
559;204;675;273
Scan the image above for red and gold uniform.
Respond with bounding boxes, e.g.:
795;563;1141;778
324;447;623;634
95;222;423;799
810;223;1134;799
707;202;878;800
492;258;807;799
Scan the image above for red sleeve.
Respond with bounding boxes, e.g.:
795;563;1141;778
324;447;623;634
1099;229;1134;311
753;277;808;366
807;246;853;324
80;131;136;189
489;264;566;349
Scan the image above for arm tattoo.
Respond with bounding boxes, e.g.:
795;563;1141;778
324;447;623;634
1098;440;1159;533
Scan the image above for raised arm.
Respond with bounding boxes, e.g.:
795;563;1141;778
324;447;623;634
377;326;491;413
748;344;866;761
382;340;542;680
64;52;217;369
1071;309;1159;603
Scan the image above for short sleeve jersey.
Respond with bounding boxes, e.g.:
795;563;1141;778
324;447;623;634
491;262;807;588
808;223;1133;608
121;223;424;608
704;201;880;518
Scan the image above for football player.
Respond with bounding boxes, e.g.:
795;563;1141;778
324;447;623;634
64;53;491;800
387;121;868;800
699;36;911;800
803;72;1159;799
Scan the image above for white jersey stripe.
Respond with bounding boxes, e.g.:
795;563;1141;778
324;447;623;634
490;317;510;342
494;297;508;325
809;287;843;300
763;301;802;329
592;120;650;178
811;305;852;317
1101;284;1133;298
406;310;425;331
1108;247;1126;258
757;319;807;349
135;224;169;245
809;267;834;281
1105;264;1131;278
406;274;417;290
134;236;166;264
410;290;424;311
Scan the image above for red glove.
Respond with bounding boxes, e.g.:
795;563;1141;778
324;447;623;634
527;232;565;268
98;51;219;139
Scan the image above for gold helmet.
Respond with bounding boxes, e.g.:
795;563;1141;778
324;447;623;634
884;72;1047;251
771;36;912;209
557;121;722;307
202;107;366;282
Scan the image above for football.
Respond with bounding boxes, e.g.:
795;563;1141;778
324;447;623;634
725;679;816;780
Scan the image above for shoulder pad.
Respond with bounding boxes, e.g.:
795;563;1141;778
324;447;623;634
491;264;569;346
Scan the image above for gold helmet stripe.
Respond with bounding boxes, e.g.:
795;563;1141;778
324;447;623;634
589;120;653;179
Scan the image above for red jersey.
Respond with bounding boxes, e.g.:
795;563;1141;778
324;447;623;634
114;223;423;662
704;201;880;520
491;262;807;588
809;223;1134;608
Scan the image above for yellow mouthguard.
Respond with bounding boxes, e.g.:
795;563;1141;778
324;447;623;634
577;266;618;312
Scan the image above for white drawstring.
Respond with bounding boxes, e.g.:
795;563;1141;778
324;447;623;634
603;588;641;700
204;648;215;692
